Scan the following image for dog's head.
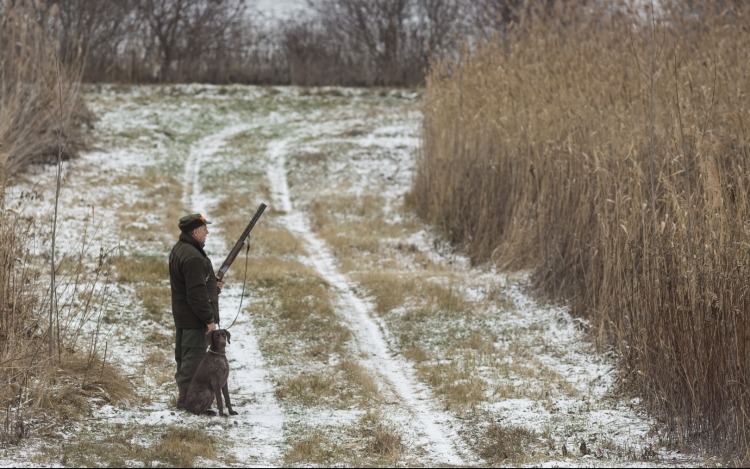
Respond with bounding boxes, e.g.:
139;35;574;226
206;329;231;349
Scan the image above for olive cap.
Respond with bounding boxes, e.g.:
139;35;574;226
178;213;212;232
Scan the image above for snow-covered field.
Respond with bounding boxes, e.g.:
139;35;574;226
1;84;705;466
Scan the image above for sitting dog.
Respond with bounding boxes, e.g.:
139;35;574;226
185;329;239;417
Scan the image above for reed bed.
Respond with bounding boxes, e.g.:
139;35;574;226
413;4;750;458
0;1;90;182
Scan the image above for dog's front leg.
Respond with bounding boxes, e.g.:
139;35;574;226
214;388;225;417
222;384;239;416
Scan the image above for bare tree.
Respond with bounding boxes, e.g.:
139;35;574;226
313;0;412;85
135;0;245;82
43;0;137;79
415;0;464;60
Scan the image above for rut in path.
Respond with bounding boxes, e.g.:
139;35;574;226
266;139;473;465
183;126;285;465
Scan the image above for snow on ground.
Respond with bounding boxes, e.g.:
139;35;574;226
184;123;285;464
0;84;706;467
267;138;472;465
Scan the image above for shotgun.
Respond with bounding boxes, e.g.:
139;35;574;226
216;203;266;281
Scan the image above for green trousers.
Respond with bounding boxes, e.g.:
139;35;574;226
174;327;207;390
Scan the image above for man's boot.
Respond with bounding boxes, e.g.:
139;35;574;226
176;386;188;410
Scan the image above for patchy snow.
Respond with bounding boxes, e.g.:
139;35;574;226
267;139;473;465
184;124;286;465
0;84;705;467
183;123;257;212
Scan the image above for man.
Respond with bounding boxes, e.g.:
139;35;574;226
169;213;225;410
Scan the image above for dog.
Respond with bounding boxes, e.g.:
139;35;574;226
185;329;239;417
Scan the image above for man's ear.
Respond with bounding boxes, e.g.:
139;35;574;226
225;330;231;344
205;329;214;347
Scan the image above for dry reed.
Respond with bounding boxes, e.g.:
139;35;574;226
1;208;133;444
413;3;750;458
1;3;128;445
0;1;91;181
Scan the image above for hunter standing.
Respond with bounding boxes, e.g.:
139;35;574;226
169;213;225;410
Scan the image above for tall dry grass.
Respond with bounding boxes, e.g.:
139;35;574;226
1;2;129;446
0;1;90;181
1;207;133;443
413;3;750;458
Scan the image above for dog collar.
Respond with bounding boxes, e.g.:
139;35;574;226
208;350;226;356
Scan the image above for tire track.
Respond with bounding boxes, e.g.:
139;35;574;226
266;139;471;466
184;125;285;465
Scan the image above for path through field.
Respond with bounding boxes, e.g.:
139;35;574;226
183;123;285;464
268;138;469;465
2;85;700;467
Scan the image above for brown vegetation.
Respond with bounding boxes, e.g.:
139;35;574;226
0;1;91;180
0;208;132;444
34;0;495;87
57;425;216;467
477;423;537;465
413;2;750;458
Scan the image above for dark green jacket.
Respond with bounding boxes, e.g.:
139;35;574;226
169;232;219;329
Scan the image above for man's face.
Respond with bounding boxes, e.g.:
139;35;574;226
191;224;209;244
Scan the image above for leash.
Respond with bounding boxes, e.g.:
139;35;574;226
223;242;250;330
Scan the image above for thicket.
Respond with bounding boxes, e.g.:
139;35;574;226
413;1;750;458
0;2;90;179
1;1;128;445
37;0;518;86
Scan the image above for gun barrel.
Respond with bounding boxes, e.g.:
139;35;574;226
216;203;266;280
240;203;266;240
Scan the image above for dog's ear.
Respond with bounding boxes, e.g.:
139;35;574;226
225;330;231;344
205;329;214;347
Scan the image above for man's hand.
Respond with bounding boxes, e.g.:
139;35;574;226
206;323;217;335
216;276;225;294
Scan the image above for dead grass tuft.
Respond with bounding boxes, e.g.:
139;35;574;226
294;151;328;165
336;359;381;402
138;285;171;323
247;257;316;287
359;412;405;461
276;372;337;405
275;361;381;407
57;424;215;467
418;361;487;412
284;429;346;465
477;423;538;465
112;255;168;284
355;272;466;318
146;329;173;348
252;225;305;257
308;195;405;270
364;424;404;460
423;281;467;316
57;353;135;405
153;426;216;467
354;271;415;316
404;346;428;362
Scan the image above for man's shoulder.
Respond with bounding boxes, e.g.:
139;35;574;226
173;239;204;261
